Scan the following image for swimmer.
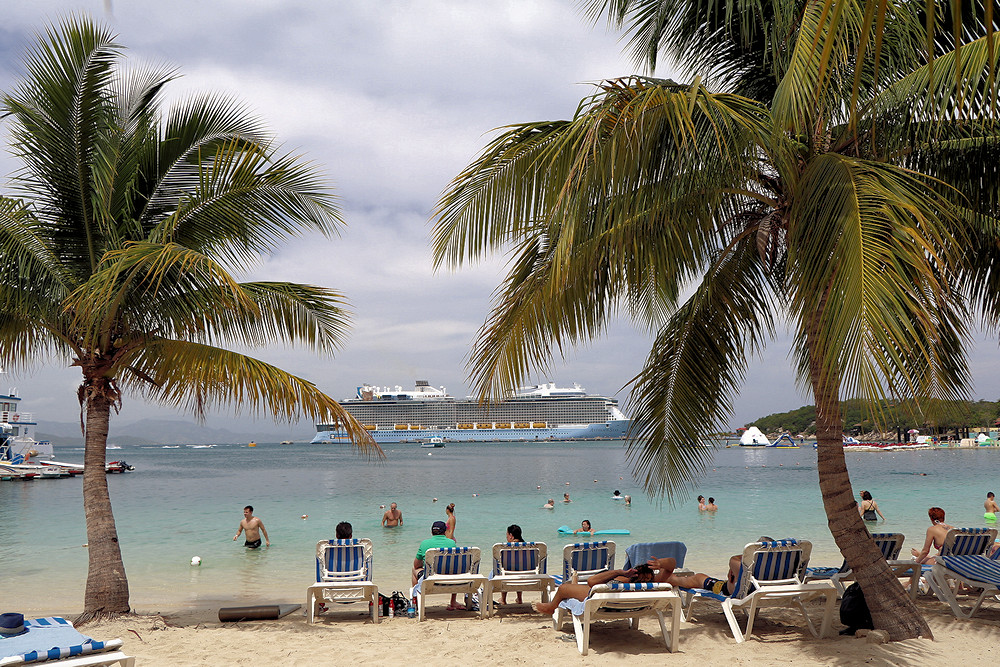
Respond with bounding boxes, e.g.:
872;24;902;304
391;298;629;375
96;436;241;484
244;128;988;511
563;493;571;503
233;505;269;548
612;490;623;500
573;519;594;536
543;498;555;509
986;492;999;521
382;502;403;527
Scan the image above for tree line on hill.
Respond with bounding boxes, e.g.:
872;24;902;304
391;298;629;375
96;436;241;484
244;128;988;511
751;399;1000;437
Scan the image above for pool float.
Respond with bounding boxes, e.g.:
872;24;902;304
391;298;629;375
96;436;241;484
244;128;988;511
557;525;630;536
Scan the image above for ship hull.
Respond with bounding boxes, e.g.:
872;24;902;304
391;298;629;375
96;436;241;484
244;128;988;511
311;419;630;444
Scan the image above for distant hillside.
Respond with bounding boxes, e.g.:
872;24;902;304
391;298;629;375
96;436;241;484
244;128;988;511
37;418;311;446
750;398;1000;436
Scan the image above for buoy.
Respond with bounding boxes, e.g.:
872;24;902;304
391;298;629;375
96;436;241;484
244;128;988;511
191;556;202;566
433;498;438;502
565;482;570;486
428;452;432;456
379;505;385;509
301;515;308;519
472;493;478;497
536;486;541;489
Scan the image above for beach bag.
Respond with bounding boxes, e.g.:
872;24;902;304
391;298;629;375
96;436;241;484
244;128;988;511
839;582;874;633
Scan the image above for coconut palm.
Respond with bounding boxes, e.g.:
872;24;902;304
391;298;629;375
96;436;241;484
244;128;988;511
432;1;1000;640
0;16;375;619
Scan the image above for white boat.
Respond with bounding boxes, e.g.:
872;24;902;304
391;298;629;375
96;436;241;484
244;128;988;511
280;440;294;445
0;382;132;477
420;437;445;448
313;380;630;444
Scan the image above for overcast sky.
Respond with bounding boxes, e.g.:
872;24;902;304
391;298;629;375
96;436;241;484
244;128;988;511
2;1;1000;436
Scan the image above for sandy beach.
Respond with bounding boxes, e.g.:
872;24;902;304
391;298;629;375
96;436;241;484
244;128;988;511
45;593;999;666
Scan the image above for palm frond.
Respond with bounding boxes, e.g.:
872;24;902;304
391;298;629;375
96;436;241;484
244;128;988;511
117;339;380;457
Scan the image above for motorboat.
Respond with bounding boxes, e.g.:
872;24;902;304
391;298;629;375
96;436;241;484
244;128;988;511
419;437;445;448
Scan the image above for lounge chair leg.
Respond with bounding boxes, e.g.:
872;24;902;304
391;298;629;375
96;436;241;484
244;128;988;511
572;612;589;655
723;600;747;643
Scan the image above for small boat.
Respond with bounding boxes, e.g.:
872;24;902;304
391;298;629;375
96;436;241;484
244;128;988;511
105;460;135;473
280;440;293;445
248;441;257;447
420;437;445;448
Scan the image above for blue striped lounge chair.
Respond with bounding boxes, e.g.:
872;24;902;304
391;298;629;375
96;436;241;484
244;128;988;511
680;539;837;643
803;533;919;598
551;582;683;656
306;538;379;624
485;542;555;616
555;541;616;585
0;617;133;666
411;546;488;621
927;527;999;618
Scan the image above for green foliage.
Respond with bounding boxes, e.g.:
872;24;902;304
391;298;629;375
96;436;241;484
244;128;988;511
752;399;1000;435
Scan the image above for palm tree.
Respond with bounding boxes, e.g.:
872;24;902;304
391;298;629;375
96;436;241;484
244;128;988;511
432;1;1000;640
0;16;376;619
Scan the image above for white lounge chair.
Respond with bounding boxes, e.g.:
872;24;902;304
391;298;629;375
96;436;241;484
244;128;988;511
486;542;555;616
411;546;488;621
804;533;919;598
680;539;837;643
306;538;379;624
0;617;133;666
926;527;999;618
551;582;682;656
555;541;616;585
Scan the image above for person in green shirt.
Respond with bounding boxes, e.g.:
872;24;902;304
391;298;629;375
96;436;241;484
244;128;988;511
411;520;457;586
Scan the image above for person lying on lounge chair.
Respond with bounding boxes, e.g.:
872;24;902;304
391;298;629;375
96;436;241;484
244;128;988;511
532;556;741;614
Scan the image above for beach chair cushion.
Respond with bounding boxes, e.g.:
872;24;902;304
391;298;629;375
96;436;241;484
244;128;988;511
937;555;1000;586
554;541;615;585
0;617;128;666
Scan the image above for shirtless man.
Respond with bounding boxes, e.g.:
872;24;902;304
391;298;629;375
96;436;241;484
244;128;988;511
533;556;741;614
382;502;403;527
234;505;269;548
985;492;999;519
706;497;718;512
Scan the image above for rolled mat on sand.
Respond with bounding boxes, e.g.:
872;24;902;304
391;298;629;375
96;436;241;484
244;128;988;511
218;604;300;622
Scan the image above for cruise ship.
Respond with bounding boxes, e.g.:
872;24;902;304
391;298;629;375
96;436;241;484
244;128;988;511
311;380;630;444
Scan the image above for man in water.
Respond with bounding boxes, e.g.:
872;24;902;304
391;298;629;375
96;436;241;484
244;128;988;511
563;493;571;503
543;499;555;509
382;502;403;527
412;520;457;586
985;492;999;521
233;505;269;548
706;497;718;511
533;556;742;614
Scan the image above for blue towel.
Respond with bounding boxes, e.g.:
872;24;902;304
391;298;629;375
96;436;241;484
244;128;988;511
623;541;687;569
0;617;108;663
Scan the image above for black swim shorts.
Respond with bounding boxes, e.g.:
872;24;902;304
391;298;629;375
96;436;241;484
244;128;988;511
245;538;262;549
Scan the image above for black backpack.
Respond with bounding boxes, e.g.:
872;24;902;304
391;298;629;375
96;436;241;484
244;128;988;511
839;582;874;634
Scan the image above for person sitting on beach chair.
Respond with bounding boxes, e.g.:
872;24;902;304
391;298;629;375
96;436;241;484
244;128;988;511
912;507;954;564
411;520;456;586
533;556;740;614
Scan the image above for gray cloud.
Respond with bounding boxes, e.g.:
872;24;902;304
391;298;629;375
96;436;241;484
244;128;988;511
2;1;998;439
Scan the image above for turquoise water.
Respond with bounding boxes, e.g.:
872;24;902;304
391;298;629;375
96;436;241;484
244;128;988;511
2;441;998;612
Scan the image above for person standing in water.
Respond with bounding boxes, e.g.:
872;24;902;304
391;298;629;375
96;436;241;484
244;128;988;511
382;502;403;527
234;505;269;548
697;495;707;511
859;491;885;521
985;492;999;522
444;503;461;610
705;497;718;511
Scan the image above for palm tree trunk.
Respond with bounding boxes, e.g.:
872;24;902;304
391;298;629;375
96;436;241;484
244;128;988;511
808;333;931;640
79;387;130;620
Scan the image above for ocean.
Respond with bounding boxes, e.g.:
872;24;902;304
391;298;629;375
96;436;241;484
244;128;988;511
2;440;998;613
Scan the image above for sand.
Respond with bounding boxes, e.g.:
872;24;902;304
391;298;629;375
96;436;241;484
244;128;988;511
55;594;999;666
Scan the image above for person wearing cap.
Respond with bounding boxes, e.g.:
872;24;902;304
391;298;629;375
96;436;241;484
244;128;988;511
411;520;457;586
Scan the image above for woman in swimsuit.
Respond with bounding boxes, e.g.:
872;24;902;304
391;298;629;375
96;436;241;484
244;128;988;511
859;491;885;522
911;507;953;564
